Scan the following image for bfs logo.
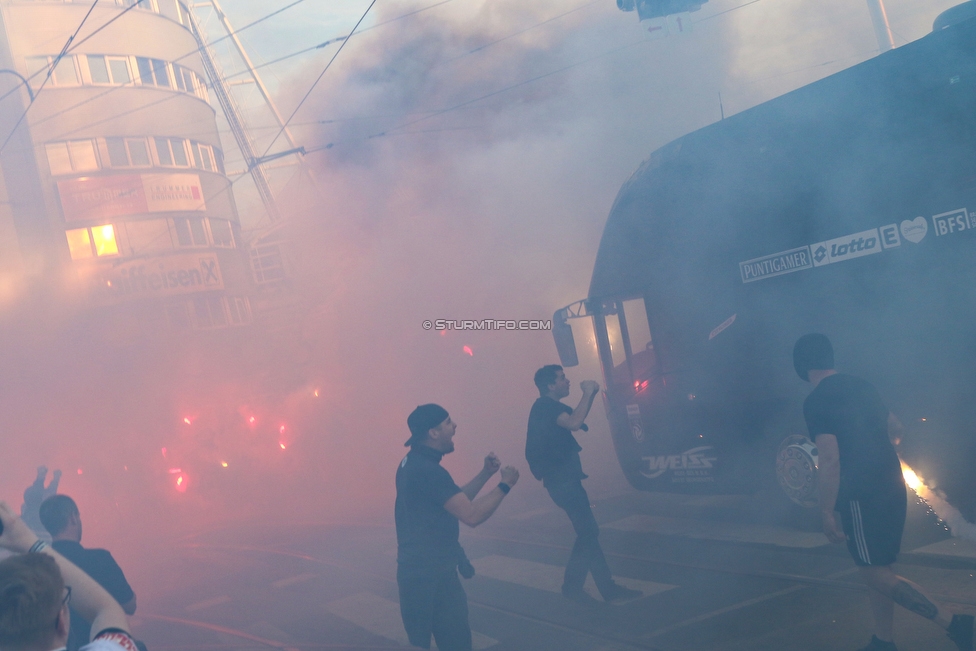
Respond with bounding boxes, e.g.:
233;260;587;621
932;209;973;237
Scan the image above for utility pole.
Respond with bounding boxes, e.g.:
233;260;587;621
866;0;895;53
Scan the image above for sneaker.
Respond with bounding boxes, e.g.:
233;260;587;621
561;587;601;607
948;614;975;651
602;583;643;604
856;635;897;651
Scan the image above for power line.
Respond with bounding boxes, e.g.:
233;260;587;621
27;0;308;134
260;0;378;158
221;0;457;82
0;0;102;155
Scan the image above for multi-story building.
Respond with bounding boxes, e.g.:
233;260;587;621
0;0;251;336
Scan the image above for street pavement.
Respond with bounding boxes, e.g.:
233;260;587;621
128;487;976;651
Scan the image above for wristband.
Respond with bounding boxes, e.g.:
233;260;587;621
28;540;48;554
498;482;511;494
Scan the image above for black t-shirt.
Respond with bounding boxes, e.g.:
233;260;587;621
525;396;586;486
51;540;135;651
395;444;463;574
803;373;904;504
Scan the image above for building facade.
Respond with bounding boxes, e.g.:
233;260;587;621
0;0;251;334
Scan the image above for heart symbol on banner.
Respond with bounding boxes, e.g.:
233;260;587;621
900;217;928;244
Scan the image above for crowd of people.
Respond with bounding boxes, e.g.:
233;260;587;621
1;335;974;651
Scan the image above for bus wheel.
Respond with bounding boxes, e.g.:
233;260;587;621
776;434;819;508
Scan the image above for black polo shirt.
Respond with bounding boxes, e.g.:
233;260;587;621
803;373;904;505
51;540;135;651
525;396;586;487
395;444;463;574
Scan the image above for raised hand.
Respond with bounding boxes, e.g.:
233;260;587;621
483;452;501;475
500;466;520;487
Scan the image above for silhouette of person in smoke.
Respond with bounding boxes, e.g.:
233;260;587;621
21;466;61;537
396;404;519;650
794;333;973;651
39;495;137;651
525;365;642;606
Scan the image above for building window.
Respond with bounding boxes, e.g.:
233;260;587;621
251;244;286;283
193;143;215;172
209;219;234;247
105;137;152;168
65;228;93;260
65;225;118;260
86;55;132;85
227;296;251;324
46;140;98;176
25;55;80;88
135;57;171;88
192;296;227;328
173;217;208;247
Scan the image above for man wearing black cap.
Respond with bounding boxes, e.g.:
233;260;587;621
526;365;642;606
794;334;973;651
396;404;519;651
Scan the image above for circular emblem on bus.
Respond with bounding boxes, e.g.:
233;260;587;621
776;434;819;507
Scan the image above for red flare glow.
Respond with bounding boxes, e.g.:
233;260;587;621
279;442;286;450
174;473;187;493
463;346;473;356
248;416;256;425
183;417;192;425
161;447;167;458
279;425;286;434
168;468;182;474
76;468;82;475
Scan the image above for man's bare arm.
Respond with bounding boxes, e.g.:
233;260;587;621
460;453;500;501
121;595;137;615
445;467;519;527
556;382;600;431
814;434;847;543
0;502;130;639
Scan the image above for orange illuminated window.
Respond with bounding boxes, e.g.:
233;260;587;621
91;224;119;256
65;228;93;260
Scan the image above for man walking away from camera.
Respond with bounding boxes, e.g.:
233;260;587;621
396;404;519;650
794;333;973;651
526;365;642;606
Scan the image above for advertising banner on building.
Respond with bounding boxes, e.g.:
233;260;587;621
85;252;223;301
58;173;206;222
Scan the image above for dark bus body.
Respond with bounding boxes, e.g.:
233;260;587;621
556;14;976;520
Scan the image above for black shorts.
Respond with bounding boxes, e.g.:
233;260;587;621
839;486;907;567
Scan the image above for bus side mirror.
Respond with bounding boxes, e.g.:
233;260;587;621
552;310;579;367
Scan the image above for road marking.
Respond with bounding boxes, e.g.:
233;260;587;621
509;507;554;521
325;592;498;649
605;514;829;548
185;595;231;612
912;538;976;560
473;555;676;600
139;614;301;650
271;572;319;588
642;568;858;640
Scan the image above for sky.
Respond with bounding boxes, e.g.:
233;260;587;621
1;0;967;564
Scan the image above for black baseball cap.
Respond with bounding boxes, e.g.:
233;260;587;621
793;333;834;381
405;404;449;446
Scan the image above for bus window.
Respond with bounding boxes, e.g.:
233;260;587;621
623;299;652;353
605;312;627;369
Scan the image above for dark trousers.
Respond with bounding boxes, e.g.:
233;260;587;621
546;480;614;596
397;566;472;651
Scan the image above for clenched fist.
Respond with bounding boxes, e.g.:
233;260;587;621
483;452;501;475
500;466;520;487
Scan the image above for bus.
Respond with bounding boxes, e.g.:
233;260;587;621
553;6;976;522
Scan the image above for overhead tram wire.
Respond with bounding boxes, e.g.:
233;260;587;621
25;0;309;133
220;0;457;82
259;0;378;159
311;0;770;146
0;0;102;155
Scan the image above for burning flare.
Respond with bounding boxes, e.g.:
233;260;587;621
900;459;976;541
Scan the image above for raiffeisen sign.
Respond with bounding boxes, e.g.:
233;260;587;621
84;253;223;301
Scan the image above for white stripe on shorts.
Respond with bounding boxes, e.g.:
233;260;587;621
850;501;871;564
